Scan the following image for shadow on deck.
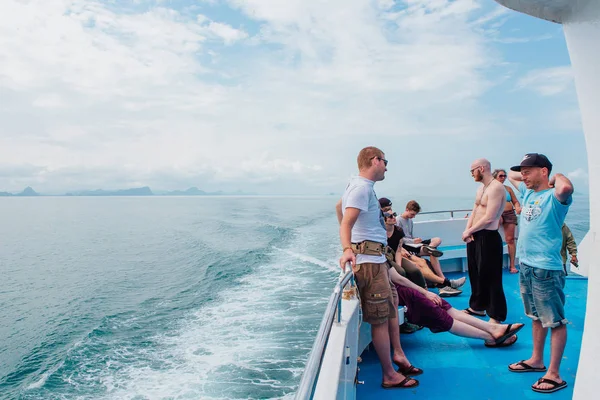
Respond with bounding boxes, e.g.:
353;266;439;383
357;270;588;400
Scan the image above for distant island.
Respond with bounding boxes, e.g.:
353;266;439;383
0;186;40;197
0;186;257;197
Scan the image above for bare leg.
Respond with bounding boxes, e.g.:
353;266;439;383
504;223;517;273
448;308;521;339
449;319;493;340
409;256;445;285
429;237;442;247
534;325;567;390
389;295;409;366
428;256;444;279
509;320;547;371
372;322;413;385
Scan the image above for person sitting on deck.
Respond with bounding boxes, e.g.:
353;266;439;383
382;209;465;297
395;200;444;257
381;198;465;297
387;264;524;346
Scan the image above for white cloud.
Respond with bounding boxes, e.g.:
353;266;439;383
517;66;574;96
567;168;588;181
206;21;249;44
0;0;578;194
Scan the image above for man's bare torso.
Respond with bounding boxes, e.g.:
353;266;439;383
471;180;504;231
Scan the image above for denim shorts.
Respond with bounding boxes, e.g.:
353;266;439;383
519;263;568;328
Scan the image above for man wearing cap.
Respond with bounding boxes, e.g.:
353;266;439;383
338;147;419;389
507;153;573;394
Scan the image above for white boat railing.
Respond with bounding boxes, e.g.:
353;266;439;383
417;209;472;218
295;263;355;400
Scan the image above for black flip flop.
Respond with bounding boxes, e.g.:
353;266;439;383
381;377;419;389
532;378;567;393
490;323;524;346
485;334;518;348
463;308;486;317
394;362;423;376
509;360;547;373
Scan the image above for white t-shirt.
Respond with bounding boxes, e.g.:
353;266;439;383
342;176;387;264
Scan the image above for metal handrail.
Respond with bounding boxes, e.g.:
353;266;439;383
418;209;472;218
295;263;355;400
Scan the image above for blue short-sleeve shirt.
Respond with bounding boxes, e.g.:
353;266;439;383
516;182;572;271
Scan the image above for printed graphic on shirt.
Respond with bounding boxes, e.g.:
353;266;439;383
523;200;542;222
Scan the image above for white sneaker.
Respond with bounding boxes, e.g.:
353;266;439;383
439;286;462;297
450;277;466;289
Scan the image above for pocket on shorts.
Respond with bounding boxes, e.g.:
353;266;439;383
366;298;390;318
532;267;554;281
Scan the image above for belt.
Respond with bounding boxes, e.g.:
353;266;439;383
351;240;385;256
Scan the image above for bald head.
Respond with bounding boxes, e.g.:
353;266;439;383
471;158;491;172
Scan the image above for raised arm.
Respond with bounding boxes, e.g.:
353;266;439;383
508;170;522;193
506;186;521;214
550;173;574;204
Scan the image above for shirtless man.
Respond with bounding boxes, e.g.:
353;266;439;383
462;159;507;324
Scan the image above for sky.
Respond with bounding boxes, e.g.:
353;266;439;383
0;0;589;196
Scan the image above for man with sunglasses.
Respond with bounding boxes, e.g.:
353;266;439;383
338;147;419;389
379;198;464;297
463;158;507;324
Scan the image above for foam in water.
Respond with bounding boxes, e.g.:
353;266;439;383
83;224;339;399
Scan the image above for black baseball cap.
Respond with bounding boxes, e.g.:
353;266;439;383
511;153;553;173
379;197;392;208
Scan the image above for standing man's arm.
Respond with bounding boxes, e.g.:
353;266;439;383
335;198;343;224
508;171;523;193
463;184;504;240
339;207;360;269
465;202;477;230
550;173;574;204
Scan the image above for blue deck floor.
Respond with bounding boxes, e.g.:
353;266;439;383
356;270;588;400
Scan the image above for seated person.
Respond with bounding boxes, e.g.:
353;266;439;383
383;210;464;297
395;200;443;257
388;267;523;346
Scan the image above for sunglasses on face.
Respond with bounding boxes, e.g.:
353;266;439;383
371;156;388;166
498;174;507;178
384;212;397;218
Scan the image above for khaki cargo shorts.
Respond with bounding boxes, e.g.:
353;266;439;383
354;262;398;325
